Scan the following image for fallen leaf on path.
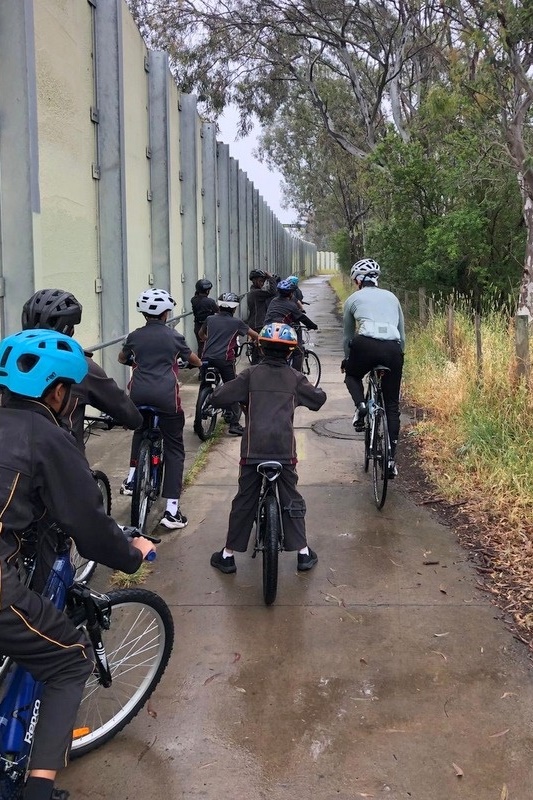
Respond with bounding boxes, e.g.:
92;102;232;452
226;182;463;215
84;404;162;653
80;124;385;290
434;632;450;637
356;793;375;797
360;657;368;665
452;762;464;777
423;560;440;565
235;686;246;693
431;650;448;661
389;558;402;567
147;701;157;718
501;692;517;699
439;584;447;594
232;652;241;663
203;672;222;685
489;728;510;738
500;785;508;800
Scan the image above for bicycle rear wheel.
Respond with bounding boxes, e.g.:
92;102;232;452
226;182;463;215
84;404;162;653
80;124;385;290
302;350;321;387
260;494;281;606
372;408;389;510
194;386;218;440
131;440;152;532
71;589;174;758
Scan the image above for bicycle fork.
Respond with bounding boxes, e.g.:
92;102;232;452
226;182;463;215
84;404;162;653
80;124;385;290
69;585;112;688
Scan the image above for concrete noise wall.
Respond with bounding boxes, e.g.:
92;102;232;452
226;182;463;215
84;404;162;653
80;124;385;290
0;0;316;384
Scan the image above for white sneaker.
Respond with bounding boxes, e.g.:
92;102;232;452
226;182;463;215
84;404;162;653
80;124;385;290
120;480;134;496
160;510;188;529
388;461;398;479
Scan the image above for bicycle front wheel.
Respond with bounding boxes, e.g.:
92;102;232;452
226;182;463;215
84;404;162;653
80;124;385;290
302;350;321;387
260;494;281;606
131;440;152;532
372;409;389;510
71;589;174;758
194;386;218;440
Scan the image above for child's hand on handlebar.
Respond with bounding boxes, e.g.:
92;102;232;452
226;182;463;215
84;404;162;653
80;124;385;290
132;537;157;560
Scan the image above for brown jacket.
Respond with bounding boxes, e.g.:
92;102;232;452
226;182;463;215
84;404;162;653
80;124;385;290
211;356;326;464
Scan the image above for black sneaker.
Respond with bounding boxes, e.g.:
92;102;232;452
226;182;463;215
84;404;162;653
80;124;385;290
352;402;367;432
210;550;237;574
228;423;245;436
120;479;134;496
160;510;188;529
387;460;398;479
297;548;318;571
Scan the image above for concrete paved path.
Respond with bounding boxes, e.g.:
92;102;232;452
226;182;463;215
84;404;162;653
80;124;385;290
63;277;533;800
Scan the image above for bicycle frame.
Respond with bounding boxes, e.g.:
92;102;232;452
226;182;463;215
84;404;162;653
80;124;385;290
366;369;389;449
138;406;164;496
252;462;285;557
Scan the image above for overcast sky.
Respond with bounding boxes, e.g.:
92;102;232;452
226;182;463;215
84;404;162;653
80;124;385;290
216;107;298;225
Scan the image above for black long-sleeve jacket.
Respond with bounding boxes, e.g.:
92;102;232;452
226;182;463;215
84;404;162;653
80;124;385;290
211;357;326;464
245;279;277;330
0;397;143;609
67;354;143;452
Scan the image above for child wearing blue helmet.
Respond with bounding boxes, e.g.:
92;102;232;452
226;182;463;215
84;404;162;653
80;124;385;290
0;329;154;800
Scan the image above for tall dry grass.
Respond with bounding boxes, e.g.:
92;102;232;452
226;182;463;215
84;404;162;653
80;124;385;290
404;310;533;522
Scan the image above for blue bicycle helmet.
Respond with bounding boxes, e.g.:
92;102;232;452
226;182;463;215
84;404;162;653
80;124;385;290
287;275;299;286
0;330;87;398
277;279;294;296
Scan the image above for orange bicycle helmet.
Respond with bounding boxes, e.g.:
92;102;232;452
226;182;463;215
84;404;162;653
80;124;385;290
258;322;298;349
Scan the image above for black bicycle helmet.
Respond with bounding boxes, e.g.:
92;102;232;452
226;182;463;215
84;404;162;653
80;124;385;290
195;279;213;293
249;269;267;281
21;289;82;335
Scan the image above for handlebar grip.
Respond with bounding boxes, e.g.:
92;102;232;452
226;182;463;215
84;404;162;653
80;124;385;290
145;550;157;562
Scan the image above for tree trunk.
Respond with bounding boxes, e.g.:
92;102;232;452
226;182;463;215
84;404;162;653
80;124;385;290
517;181;533;319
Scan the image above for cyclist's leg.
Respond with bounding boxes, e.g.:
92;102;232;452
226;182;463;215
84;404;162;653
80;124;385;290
345;335;374;404
0;589;94;774
276;466;306;550
380;343;404;460
158;409;187;527
226;465;263;551
217;360;242;430
277;465;317;569
211;465;262;572
121;424;144;493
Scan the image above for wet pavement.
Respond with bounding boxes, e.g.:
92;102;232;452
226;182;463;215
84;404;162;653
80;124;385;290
63;277;533;800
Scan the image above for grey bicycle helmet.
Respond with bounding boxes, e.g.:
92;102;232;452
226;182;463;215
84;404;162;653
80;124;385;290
249;269;267;281
218;292;240;310
21;289;82;335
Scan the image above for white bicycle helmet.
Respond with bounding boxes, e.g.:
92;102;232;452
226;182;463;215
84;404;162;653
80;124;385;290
136;288;176;315
350;259;381;284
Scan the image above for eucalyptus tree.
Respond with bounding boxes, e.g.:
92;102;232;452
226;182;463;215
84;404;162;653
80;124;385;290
443;0;533;315
129;0;448;155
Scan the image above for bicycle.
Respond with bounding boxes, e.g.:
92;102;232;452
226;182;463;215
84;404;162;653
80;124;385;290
129;406;165;534
234;337;255;365
363;366;391;510
0;524;173;799
288;327;321;387
251;461;284;606
193;364;226;441
67;416;114;583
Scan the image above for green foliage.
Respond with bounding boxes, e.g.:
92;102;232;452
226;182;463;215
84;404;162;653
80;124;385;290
329;230;353;274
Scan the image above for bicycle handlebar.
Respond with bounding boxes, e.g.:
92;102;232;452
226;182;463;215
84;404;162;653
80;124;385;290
119;525;160;562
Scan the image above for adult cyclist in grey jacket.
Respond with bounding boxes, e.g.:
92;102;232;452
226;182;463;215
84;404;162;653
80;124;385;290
21;288;142;451
342;259;405;476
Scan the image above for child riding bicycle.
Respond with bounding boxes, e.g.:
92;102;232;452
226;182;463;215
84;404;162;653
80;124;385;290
263;279;318;372
118;289;202;529
208;322;326;574
0;329;153;800
197;292;259;436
